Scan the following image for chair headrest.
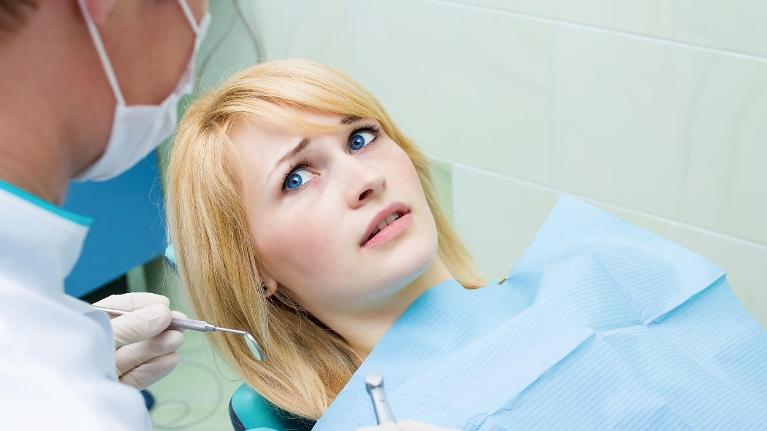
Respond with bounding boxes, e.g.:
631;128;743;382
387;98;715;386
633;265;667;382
164;245;177;273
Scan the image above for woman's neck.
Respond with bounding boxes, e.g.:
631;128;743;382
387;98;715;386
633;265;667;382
327;257;454;359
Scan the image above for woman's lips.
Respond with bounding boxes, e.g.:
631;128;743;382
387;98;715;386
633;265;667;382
362;212;413;248
360;202;411;245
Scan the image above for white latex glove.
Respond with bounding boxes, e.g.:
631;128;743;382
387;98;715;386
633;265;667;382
357;421;460;431
94;292;185;389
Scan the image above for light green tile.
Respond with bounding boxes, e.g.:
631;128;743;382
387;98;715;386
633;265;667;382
148;334;243;431
429;158;454;223
126;265;148;293
142;259;243;430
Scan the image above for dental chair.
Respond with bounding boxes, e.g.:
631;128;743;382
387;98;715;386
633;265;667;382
165;246;314;431
229;384;314;431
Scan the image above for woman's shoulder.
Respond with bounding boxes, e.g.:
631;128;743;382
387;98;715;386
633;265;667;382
506;195;724;330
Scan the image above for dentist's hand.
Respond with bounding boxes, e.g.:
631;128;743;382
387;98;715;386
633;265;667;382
357;421;460;431
94;292;185;389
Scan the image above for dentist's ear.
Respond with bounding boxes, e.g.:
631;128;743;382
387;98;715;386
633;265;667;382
84;0;117;24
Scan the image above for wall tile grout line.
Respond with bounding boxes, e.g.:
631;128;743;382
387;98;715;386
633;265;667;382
428;154;767;252
426;0;767;64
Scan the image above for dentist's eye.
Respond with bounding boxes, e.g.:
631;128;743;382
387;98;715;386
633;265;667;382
282;160;315;193
349;124;380;152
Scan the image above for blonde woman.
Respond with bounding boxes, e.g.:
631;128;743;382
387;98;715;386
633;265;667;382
166;60;767;430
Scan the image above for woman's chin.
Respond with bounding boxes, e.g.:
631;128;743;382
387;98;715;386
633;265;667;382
374;238;436;288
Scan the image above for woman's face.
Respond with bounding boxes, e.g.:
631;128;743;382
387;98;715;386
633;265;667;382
231;110;439;317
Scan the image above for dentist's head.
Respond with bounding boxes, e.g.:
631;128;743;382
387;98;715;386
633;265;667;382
74;0;211;181
0;0;208;203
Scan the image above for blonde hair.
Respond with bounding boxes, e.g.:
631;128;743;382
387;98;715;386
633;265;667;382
166;59;485;420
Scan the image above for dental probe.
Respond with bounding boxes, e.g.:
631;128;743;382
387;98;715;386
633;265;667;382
93;305;264;361
365;372;396;424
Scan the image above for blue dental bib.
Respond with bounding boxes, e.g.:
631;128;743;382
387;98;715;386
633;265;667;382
314;196;767;430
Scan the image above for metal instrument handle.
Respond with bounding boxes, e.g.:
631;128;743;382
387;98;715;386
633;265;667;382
168;317;213;332
93;305;213;332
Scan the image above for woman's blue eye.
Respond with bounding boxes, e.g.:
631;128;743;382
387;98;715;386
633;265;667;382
349;130;376;151
282;126;379;194
283;168;313;191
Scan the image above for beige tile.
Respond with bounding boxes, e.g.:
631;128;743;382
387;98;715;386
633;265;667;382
346;0;555;186
247;0;351;71
550;25;767;245
452;0;767;58
451;164;559;282
452;164;767;328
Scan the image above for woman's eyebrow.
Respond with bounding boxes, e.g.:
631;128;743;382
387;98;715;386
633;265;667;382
275;137;311;171
341;115;360;124
268;115;362;182
276;116;362;165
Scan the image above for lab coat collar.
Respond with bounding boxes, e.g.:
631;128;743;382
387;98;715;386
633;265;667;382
0;182;91;295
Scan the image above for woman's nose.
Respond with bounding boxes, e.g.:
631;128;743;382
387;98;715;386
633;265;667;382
345;161;385;209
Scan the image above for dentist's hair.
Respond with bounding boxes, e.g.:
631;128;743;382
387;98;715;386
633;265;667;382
166;59;484;420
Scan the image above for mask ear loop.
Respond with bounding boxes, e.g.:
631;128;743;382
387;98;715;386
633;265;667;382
177;0;201;34
76;0;125;107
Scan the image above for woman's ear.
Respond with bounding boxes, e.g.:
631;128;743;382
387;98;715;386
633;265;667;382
261;278;278;298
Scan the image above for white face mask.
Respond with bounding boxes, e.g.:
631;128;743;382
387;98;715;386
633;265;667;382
75;0;211;181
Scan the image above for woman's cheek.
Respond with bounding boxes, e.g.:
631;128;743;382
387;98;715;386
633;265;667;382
402;154;422;185
260;215;341;276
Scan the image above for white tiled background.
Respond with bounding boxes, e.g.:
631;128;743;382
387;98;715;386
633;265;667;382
151;2;766;428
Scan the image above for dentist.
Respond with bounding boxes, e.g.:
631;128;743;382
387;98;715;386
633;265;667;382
0;0;208;428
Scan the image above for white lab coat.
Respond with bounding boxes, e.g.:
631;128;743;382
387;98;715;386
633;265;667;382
0;184;150;430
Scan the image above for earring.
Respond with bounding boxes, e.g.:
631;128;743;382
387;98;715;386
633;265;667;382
261;282;267;289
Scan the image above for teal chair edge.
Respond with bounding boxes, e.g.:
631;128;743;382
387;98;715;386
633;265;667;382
230;383;314;431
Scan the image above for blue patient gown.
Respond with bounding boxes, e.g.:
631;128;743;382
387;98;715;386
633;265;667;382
313;196;767;430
